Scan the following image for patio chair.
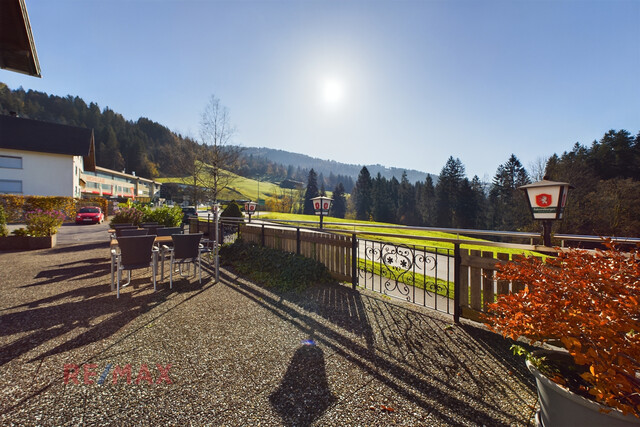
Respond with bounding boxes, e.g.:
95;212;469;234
142;224;161;235
110;224;137;238
156;227;183;236
113;235;158;298
118;228;149;237
113;226;138;238
163;233;203;288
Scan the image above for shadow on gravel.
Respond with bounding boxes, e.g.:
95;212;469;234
270;344;337;426
22;258;111;287
45;241;109;254
223;269;537;426
0;252;169;367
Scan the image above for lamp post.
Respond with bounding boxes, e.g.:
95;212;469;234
244;201;257;222
311;196;333;229
212;202;220;282
519;178;572;247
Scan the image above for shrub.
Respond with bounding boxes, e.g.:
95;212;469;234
221;201;243;218
220;240;334;292
0;204;7;237
12;228;29;236
24;209;65;236
109;206;144;226
484;241;640;418
139;205;183;227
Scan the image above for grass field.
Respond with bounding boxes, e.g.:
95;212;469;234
157;171;284;203
259;212;541;258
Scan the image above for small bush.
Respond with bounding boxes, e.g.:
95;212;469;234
0;204;7;237
220;240;334;292
110;207;144;226
12;228;29;236
139;205;183;227
24;209;65;236
221;201;243;218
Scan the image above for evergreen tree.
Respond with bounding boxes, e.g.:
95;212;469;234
416;175;436;226
354;167;373;220
435;157;465;227
397;171;418;225
372;173;394;222
303;169;319;215
489;154;531;230
330;183;347;218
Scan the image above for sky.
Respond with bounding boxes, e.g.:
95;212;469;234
2;0;639;180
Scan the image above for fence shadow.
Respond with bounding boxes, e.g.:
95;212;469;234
222;268;537;426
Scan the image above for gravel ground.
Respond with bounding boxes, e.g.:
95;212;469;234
0;241;538;426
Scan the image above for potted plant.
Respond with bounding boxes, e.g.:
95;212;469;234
0;209;64;250
484;241;640;426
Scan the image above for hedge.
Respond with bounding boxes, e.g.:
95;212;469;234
0;194;109;223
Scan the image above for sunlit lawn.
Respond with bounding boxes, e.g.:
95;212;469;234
259;212;539;258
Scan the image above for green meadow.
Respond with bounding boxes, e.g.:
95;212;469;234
259;212;540;258
157;171;283;203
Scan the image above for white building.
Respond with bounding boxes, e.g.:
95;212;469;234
0;114;96;197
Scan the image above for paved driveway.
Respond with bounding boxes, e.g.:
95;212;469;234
57;221;111;245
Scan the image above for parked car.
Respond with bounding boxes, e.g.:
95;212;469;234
75;206;104;224
182;206;197;225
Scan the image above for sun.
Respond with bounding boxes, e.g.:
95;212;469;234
321;79;344;106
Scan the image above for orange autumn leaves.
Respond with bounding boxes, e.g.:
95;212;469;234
484;241;640;418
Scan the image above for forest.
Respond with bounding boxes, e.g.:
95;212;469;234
1;83;639;236
338;129;640;236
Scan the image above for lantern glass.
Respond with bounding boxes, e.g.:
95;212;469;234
244;201;257;213
311;196;332;216
519;180;571;220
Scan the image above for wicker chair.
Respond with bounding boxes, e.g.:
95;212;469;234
118;228;149;237
163;233;203;288
156;227;183;236
112;235;158;298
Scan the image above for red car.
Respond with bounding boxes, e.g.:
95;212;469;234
75;206;104;224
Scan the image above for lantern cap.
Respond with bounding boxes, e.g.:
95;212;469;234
518;179;574;191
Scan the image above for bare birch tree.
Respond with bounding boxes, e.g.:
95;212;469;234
199;95;242;203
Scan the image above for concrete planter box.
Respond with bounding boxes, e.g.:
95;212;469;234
0;234;57;250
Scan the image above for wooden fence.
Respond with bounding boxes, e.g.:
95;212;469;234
208;219;547;323
240;224;353;283
457;249;529;322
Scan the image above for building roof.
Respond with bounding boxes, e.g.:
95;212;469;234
0;115;96;171
0;0;41;77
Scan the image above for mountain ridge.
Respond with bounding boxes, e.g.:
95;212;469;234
242;146;437;184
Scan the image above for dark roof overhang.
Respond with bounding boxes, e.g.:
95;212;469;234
0;0;41;77
0;115;96;171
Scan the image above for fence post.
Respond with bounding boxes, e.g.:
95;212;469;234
296;227;301;255
454;243;461;324
261;224;265;247
351;233;358;290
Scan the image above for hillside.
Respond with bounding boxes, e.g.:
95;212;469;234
157;172;284;203
242;147;437;184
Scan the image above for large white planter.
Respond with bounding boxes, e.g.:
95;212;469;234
527;356;640;427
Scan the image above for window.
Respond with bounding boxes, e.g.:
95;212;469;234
0;179;22;193
0;155;22;169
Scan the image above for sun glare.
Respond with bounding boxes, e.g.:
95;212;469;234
322;79;344;106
